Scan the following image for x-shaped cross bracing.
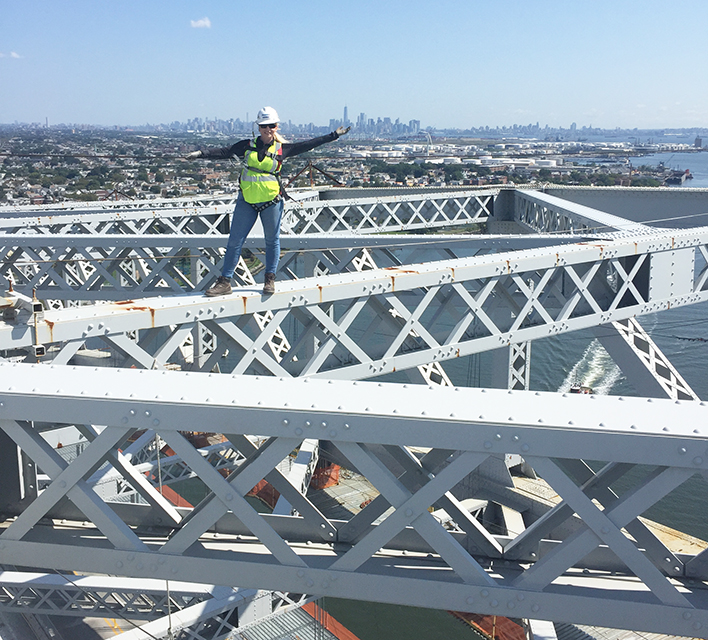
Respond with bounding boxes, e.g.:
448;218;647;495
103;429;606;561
3;226;706;386
0;364;707;636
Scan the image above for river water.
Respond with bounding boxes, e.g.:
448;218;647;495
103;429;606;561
632;150;708;188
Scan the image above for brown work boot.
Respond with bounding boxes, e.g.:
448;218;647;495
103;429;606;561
263;272;276;295
205;276;232;297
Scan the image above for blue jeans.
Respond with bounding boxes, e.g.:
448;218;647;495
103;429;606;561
222;194;284;278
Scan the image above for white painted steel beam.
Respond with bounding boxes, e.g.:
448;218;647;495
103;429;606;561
0;233;579;301
2;226;706;385
0;571;219;619
514;190;654;236
595;318;699;400
0;365;706;636
0;189;495;236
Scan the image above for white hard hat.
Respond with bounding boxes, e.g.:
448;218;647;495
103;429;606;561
255;106;280;125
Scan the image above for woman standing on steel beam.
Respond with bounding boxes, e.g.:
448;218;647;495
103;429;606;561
186;106;350;296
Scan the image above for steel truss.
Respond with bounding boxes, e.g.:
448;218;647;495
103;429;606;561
513;190;655;235
2;226;706;386
0;569;307;640
0;189;494;236
0;233;578;302
0;571;222;619
0;364;706;637
1;188;708;638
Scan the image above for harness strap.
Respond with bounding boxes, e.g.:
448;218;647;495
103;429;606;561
249;195;282;214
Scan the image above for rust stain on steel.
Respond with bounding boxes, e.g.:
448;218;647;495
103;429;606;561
242;296;248;314
45;319;54;343
318;285;323;304
112;300;155;326
383;267;419;274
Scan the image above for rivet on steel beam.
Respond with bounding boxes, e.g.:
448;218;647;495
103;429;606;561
295;428;303;436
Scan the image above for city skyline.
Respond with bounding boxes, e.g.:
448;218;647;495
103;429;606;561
2;1;708;130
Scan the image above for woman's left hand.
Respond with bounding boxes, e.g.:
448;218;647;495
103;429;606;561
335;126;351;137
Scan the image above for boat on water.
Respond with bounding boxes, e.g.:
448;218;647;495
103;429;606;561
569;385;593;394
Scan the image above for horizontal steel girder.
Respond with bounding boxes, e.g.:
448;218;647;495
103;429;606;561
2;225;707;382
0;364;707;637
0;190;495;236
0;233;583;302
0;570;227;619
514;190;654;236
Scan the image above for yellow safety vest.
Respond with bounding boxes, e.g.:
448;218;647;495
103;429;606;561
240;139;282;204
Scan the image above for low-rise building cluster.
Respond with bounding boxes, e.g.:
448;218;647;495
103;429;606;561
0;125;703;205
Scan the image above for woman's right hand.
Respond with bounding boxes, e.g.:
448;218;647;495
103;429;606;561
184;150;202;159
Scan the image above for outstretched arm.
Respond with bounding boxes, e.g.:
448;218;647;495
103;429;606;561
184;139;251;160
282;126;350;159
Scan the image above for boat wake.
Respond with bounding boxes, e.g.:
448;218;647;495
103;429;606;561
558;339;622;395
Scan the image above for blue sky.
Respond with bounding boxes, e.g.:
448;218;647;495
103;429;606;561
2;0;707;130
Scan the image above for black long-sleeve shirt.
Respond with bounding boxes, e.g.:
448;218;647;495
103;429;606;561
200;132;340;162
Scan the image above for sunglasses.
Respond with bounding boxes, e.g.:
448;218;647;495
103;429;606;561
259;123;278;129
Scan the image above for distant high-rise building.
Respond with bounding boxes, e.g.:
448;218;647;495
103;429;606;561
343;106;349;126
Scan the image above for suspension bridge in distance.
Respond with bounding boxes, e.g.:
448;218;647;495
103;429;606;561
0;185;707;639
